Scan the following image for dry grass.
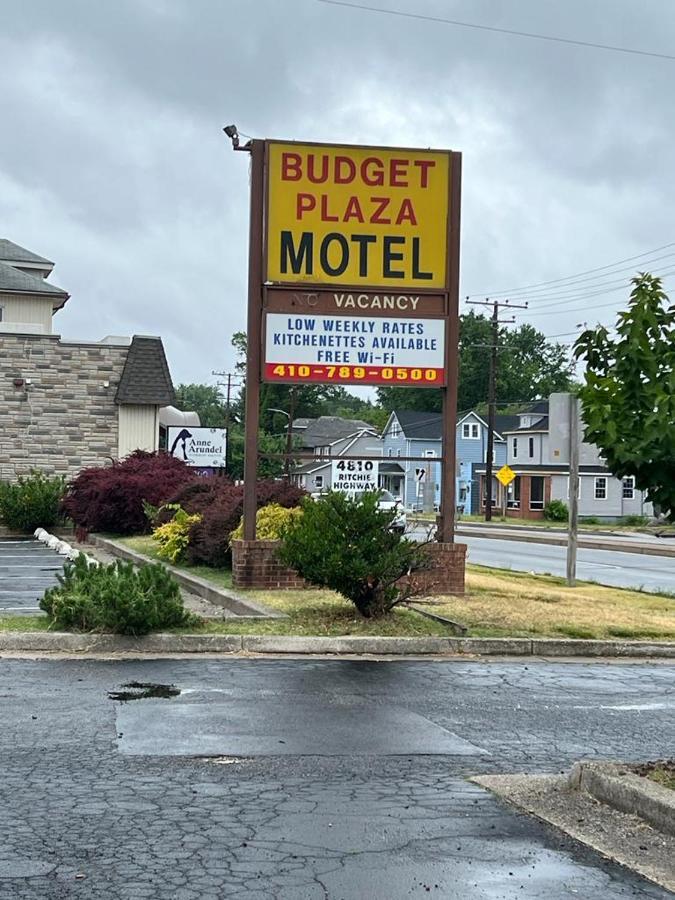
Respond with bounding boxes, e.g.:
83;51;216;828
427;565;675;640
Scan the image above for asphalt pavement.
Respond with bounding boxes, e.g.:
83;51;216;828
0;656;673;898
0;539;63;615
461;535;675;593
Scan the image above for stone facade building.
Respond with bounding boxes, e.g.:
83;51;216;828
0;240;175;481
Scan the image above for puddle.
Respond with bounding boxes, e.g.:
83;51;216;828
108;681;181;702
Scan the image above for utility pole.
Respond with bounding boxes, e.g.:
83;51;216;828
466;298;527;521
567;393;580;586
212;370;243;476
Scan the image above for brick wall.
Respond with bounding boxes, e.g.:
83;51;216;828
0;332;128;481
231;538;466;596
231;539;307;590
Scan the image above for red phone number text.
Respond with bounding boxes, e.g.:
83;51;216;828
264;363;445;386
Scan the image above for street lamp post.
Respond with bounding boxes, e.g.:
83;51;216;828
268;391;296;479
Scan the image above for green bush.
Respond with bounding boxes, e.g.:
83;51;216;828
620;514;649;527
152;505;202;564
230;503;303;542
544;499;568;522
40;554;199;635
579;516;600;525
277;491;429;619
0;471;66;532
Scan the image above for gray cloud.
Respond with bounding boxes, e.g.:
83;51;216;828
1;0;673;385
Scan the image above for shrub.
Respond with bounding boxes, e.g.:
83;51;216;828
544;499;568;522
620;514;649;527
161;478;306;568
278;491;429;619
579;516;600;525
0;471;67;532
230;503;303;542
40;554;198;635
152;505;202;564
62;451;196;536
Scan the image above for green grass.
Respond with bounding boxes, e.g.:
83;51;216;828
451;514;642;532
116;535;233;590
648;766;675;791
0;616;50;632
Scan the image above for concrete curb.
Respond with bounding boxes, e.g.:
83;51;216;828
0;632;673;657
456;525;675;558
569;762;675;836
89;535;282;619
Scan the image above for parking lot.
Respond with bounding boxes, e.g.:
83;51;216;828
0;539;63;615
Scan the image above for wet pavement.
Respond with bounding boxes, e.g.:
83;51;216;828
0;656;673;898
0;539;63;615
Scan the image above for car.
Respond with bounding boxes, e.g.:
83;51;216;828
311;488;406;533
377;489;407;533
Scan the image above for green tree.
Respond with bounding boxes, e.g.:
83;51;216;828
278;492;430;618
377;312;575;414
174;383;226;427
574;273;675;520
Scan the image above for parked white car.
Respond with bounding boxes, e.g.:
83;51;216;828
310;489;406;533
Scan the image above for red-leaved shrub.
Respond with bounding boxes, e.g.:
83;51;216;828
161;478;305;567
62;451;197;536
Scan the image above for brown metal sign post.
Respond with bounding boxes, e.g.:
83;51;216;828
238;138;461;544
242;140;265;540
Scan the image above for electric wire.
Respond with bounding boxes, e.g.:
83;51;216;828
317;0;675;62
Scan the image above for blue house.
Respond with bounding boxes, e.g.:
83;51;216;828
381;409;516;513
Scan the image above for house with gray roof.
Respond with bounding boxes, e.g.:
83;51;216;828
0;239;176;480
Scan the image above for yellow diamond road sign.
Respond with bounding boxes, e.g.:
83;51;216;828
496;465;516;487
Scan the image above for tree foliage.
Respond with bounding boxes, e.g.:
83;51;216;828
378;312;576;413
174;383;227;427
574;273;675;520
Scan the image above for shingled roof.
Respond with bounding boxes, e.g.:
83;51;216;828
0;239;53;266
300;416;374;448
115;336;175;406
0;260;68;305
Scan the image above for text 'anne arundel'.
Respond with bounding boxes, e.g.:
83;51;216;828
277;151;440;282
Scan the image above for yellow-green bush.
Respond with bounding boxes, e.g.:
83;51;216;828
152;505;201;564
230;503;303;542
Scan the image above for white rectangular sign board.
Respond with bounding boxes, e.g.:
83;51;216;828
264;313;445;387
167;427;227;468
330;459;380;494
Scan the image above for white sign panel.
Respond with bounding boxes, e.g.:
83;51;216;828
264;313;445;387
330;459;380;494
167;427;227;468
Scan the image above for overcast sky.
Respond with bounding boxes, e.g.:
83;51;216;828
2;0;674;388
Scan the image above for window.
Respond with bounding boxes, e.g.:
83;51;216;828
530;476;544;510
0;307;3;322
315;475;323;489
462;422;479;439
528;437;534;458
512;438;518;458
507;476;521;509
396;449;401;458
390;421;401;438
387;449;393;458
481;476;497;508
594;477;607;500
622;476;635;499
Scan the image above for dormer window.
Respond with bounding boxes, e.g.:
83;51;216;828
462;422;479;439
390;421;401;438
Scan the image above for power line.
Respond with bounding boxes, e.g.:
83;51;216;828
317;0;675;62
481;252;675;302
515;270;675;313
467;240;675;298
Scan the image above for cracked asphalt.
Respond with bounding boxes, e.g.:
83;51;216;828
0;656;673;898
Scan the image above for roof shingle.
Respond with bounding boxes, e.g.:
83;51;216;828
115;336;175;406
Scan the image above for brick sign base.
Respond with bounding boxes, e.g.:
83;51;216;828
231;539;466;596
231;540;307;590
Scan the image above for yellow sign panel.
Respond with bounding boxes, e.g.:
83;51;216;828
266;142;450;289
496;465;516;487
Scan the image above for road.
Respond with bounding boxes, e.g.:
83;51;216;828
407;527;675;593
0;656;673;898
